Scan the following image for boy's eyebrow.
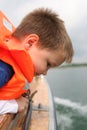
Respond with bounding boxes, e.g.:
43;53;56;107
52;58;64;67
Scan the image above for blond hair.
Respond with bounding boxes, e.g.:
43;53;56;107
12;8;74;63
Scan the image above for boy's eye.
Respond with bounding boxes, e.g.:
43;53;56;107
47;62;51;68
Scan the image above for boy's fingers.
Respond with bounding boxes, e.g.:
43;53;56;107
16;96;29;112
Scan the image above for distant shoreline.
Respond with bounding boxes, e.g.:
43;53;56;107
59;63;87;68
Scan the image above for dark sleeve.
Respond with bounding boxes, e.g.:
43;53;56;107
0;60;14;88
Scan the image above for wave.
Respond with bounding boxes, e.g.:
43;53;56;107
54;97;87;130
54;96;87;115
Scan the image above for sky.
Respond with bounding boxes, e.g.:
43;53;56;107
0;0;87;63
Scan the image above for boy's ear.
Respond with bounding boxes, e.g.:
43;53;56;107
23;34;39;50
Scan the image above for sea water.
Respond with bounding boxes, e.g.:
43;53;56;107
46;67;87;130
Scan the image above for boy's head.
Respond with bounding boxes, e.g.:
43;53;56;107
12;8;74;75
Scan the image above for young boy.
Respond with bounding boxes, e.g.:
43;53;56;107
0;8;74;114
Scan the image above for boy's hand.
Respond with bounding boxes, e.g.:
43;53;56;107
16;96;29;112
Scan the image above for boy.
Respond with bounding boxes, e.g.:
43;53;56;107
0;8;74;114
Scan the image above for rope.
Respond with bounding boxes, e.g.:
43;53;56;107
22;90;38;130
22;101;32;130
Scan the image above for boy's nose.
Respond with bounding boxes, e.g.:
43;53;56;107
42;71;47;75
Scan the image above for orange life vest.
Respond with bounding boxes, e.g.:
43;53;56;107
0;11;34;99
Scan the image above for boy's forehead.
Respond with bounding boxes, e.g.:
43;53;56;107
50;47;65;57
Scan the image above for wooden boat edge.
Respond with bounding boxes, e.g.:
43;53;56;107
43;78;57;130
